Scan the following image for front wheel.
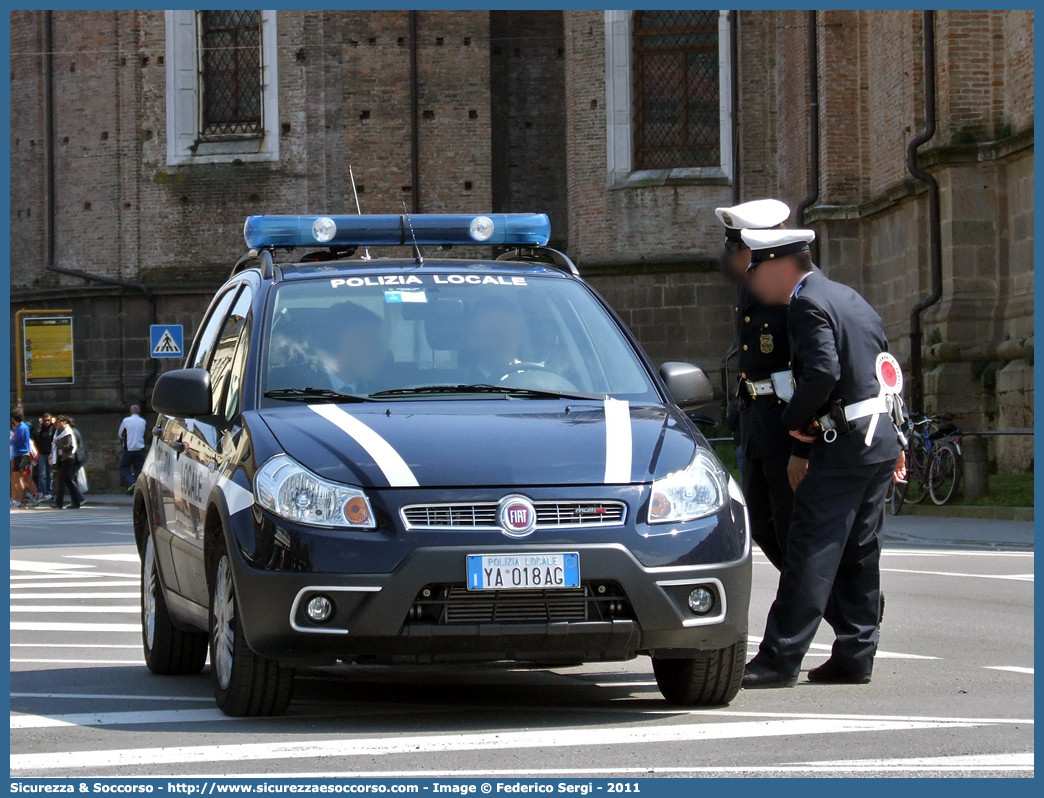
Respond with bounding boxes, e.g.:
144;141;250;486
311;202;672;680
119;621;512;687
141;531;208;675
208;536;295;716
928;443;962;505
652;638;745;706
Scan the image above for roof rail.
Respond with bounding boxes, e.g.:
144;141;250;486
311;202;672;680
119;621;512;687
495;246;580;278
229;248;275;280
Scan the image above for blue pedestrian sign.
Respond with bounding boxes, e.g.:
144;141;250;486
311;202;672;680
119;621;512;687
150;325;184;359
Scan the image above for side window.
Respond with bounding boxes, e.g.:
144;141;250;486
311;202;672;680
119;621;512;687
189;289;238;370
208;289;253;418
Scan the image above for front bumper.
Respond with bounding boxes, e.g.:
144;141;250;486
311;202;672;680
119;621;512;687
227;536;750;665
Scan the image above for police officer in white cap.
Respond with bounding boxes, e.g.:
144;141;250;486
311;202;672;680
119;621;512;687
739;228;906;688
714;200;810;572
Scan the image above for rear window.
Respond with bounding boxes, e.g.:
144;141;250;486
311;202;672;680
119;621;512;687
261;272;658;402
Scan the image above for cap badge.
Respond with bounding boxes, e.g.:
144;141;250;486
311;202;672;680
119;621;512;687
722;212;734;226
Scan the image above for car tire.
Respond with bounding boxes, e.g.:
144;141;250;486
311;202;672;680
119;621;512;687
652;637;745;706
208;534;295;717
141;531;208;675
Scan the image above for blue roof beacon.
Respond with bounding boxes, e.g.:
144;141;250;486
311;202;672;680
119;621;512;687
243;213;552;249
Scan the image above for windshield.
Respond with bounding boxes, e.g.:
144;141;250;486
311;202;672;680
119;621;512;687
261;270;658;403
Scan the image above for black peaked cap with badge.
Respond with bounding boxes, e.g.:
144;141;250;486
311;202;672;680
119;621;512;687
715;199;801;461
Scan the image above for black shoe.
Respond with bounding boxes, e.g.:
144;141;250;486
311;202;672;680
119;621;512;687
807;657;872;684
68;503;82;509
742;659;798;689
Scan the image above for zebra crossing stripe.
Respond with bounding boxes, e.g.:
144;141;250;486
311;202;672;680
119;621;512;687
9;717;983;773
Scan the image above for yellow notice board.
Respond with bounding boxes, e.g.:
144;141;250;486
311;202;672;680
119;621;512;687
23;315;75;385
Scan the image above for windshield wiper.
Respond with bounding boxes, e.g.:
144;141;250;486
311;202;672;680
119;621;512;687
264;388;374;403
369;384;600;401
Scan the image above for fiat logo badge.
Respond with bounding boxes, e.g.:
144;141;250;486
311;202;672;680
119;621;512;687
498;495;537;538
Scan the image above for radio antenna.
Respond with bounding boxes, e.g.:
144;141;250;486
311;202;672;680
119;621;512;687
401;201;424;265
348;165;371;261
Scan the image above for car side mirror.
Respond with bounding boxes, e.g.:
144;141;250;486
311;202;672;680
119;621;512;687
659;362;715;411
152;368;213;418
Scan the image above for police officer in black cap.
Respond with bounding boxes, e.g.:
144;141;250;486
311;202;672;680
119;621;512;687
740;228;906;688
715;200;811;572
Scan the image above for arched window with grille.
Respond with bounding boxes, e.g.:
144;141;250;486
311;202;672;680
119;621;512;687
632;10;722;170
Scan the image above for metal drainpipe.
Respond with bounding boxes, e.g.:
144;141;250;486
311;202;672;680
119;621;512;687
795;10;820;263
729;10;740;205
409;10;420;213
42;10;159;408
906;9;941;413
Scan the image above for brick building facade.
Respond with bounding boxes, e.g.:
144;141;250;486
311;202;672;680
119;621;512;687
9;9;1033;489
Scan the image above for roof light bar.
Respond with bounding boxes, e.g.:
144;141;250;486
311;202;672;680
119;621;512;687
243;213;551;249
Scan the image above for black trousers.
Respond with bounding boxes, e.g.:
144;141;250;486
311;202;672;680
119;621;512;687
742;452;794;570
757;459;894;676
54;460;85;509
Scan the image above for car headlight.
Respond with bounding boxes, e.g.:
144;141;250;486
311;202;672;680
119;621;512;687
254;454;375;529
647;448;730;524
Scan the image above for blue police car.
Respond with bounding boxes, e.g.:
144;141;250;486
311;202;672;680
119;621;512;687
135;213;752;716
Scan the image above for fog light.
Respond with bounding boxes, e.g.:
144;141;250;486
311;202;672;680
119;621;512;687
688;587;714;615
306;595;334;623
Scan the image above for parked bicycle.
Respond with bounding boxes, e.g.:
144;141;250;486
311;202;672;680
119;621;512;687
888;413;964;514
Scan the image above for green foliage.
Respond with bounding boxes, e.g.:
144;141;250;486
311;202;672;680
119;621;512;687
955;472;1034;508
927;327;943;347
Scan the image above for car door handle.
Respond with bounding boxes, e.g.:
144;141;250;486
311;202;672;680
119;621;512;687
171;440;186;453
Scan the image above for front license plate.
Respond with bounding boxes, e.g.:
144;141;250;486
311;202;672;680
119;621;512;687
466;552;580;591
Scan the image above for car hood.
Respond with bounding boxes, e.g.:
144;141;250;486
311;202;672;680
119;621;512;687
258;399;700;488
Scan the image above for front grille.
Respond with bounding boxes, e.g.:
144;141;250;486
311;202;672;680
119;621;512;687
401;501;626;531
404;582;634;626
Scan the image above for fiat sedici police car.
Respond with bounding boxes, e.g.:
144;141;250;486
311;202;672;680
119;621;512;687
135;212;751;716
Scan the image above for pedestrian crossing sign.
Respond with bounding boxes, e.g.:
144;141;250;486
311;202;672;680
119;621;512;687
150;325;184;359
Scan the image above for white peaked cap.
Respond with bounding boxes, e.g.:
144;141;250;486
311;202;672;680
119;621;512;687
714;198;791;230
741;229;815;271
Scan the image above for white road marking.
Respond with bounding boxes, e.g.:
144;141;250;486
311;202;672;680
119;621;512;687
807;752;1033;769
10;692;212;702
984;666;1033;675
170;754;1034;777
10;643;141;649
11;708;230;729
748;636;938;660
8;717;986;772
10;574;105;581
10;621;141;632
11;581;139;589
309;404;419;487
881;567;1033;582
603;398;632;484
10;559;91;572
64;554;141;563
9;605;141;613
11;659;145;665
879;550;1034;558
10;592;140;599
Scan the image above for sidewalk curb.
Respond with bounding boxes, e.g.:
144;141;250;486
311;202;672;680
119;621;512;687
894;504;1034;522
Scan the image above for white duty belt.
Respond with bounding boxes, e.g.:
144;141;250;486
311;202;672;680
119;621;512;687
744;370;794;402
817;353;908;446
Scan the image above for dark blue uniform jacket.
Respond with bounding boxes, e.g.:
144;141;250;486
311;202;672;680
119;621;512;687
781;270;902;469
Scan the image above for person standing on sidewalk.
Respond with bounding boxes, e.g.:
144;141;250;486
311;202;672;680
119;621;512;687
33;413;56;498
52;415;85;510
10;408;38;507
118;405;147;494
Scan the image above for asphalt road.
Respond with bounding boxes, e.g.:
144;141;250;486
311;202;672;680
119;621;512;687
8;506;1034;778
